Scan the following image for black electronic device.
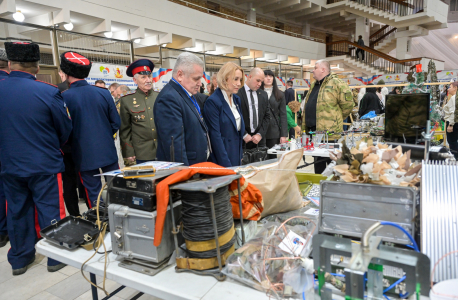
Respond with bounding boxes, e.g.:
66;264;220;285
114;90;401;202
384;93;430;143
40;216;99;249
107;169;177;211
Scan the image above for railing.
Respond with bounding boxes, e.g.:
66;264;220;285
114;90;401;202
370;25;397;47
169;0;324;43
326;40;423;73
327;0;425;16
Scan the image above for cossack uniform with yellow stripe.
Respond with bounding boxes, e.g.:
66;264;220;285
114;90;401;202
119;59;159;164
0;42;72;275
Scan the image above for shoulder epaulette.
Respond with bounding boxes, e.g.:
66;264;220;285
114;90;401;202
36;80;58;88
120;90;136;98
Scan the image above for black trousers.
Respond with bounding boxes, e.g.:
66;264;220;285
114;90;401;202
446;122;458;159
62;152;81;217
266;138;280;159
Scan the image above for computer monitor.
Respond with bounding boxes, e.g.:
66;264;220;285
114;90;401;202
384;93;430;143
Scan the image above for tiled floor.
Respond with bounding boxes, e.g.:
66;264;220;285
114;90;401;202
1;156;317;300
0;201;162;300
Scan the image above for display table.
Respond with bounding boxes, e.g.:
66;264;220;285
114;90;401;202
36;235;270;300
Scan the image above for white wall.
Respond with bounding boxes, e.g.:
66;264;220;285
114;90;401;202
27;0;326;60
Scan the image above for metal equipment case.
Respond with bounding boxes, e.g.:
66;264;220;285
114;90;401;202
107;170;176;211
108;201;182;270
319;181;418;244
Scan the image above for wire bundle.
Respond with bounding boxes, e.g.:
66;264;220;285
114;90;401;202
180;186;235;259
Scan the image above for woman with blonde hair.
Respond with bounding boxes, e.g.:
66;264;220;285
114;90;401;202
203;62;245;167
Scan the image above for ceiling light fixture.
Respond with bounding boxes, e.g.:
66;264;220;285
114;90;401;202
134;38;141;44
63;22;73;31
161;43;167;47
13;10;25;22
104;31;113;38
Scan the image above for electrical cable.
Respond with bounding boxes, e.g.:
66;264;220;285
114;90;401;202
383;275;406;294
180;186;235;259
80;174;120;297
379;221;419;252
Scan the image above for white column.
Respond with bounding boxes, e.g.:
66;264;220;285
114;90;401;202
302;22;310;37
247;4;256;25
355;17;369;44
395;36;412;59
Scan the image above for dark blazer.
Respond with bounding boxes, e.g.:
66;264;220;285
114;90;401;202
265;91;288;140
63;80;120;172
203;88;244;167
194;92;209;112
237;87;271;139
284;87;295;104
154;80;209;166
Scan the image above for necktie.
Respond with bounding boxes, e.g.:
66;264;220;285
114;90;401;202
249;89;258;131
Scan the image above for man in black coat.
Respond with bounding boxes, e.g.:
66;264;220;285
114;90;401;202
237;67;271;149
284;80;295;104
154;53;211;165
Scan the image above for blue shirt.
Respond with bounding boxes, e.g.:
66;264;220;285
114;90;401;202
0;71;72;177
62;80;121;171
0;70;8;80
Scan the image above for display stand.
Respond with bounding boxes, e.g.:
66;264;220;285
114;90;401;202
169;174;245;281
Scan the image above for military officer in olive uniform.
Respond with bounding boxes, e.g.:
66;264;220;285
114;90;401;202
120;59;158;164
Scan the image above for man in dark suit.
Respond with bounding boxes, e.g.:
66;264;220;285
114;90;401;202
284;80;295;104
237;67;271;149
154;52;210;165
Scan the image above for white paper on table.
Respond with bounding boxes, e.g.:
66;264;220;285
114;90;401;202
95;161;184;177
304;208;319;216
279;231;307;256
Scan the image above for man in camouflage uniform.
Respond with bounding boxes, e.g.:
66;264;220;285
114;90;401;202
120;59;158;164
302;59;354;173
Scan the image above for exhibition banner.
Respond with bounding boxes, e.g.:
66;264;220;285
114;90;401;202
86;63;137;89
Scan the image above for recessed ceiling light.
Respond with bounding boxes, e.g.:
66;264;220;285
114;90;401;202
63;22;73;31
134;38;141;44
13;10;25;22
104;31;113;38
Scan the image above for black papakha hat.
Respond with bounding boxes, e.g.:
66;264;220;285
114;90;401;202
60;51;92;79
5;42;40;62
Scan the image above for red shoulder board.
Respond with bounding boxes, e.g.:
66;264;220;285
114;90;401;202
36;80;58;88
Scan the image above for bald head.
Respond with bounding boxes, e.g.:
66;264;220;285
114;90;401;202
246;67;265;91
312;59;330;81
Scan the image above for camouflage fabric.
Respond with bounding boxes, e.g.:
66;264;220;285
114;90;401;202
301;73;354;139
119;88;159;161
352;89;359;107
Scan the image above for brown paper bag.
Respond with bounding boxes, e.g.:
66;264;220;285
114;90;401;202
237;148;304;217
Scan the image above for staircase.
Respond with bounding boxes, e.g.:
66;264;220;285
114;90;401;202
326;40;422;75
374;36;397;53
370;25;397;53
327;0;448;30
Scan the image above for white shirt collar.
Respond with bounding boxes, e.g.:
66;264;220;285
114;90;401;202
244;84;251;93
221;89;232;106
172;78;193;97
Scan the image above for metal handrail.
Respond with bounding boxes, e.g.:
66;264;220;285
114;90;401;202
326;40;436;73
170;0;324;43
370;26;397;47
327;0;425;16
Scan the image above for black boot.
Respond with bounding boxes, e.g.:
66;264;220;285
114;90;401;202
0;234;9;247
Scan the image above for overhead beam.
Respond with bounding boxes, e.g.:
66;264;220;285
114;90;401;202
285;4;322;19
263;0;301;14
53;8;70;25
90;20;111;34
0;0;15;17
274;2;312;16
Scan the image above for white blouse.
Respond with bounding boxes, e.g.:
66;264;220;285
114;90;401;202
444;95;456;125
221;90;241;131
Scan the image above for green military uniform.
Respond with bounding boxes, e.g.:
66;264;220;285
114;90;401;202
119;89;159;161
301;73;354;140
